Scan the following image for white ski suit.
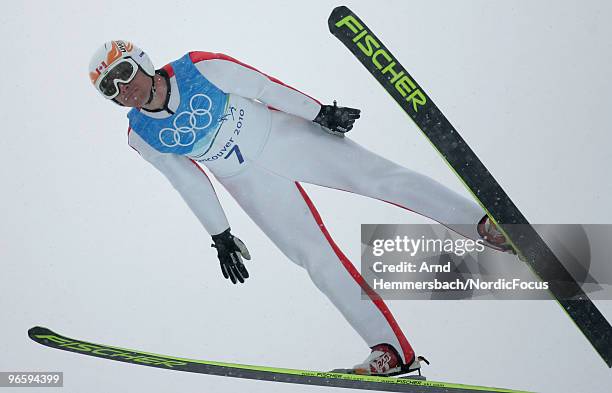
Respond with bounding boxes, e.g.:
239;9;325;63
127;52;486;364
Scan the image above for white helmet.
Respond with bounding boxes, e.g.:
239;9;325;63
88;40;155;99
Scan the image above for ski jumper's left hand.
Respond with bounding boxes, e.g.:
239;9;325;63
313;101;361;137
211;228;252;284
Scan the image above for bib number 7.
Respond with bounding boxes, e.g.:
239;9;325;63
224;144;244;164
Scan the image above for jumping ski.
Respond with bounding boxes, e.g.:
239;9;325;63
328;5;612;367
28;326;528;393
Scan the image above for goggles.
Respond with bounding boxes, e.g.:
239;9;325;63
95;58;139;99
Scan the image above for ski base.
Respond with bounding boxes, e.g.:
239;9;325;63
28;326;529;393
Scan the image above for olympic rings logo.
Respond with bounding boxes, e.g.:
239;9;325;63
159;94;213;147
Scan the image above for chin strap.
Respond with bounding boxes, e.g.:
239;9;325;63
145;74;156;105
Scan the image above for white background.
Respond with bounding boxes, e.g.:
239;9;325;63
1;1;611;392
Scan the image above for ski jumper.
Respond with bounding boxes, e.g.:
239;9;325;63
127;52;486;364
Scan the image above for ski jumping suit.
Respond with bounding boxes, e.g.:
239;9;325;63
127;52;486;365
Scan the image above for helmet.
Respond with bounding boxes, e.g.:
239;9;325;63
88;40;155;98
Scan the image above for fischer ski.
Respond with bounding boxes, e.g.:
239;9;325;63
328;5;612;367
28;326;528;393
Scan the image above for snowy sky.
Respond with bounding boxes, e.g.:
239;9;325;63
1;1;611;392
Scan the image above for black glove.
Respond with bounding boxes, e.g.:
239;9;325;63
313;100;361;136
211;228;251;284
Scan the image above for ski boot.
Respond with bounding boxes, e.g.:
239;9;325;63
477;215;529;261
331;344;429;379
477;215;514;252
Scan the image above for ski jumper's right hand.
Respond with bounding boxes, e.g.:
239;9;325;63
211;228;251;284
313;101;361;137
